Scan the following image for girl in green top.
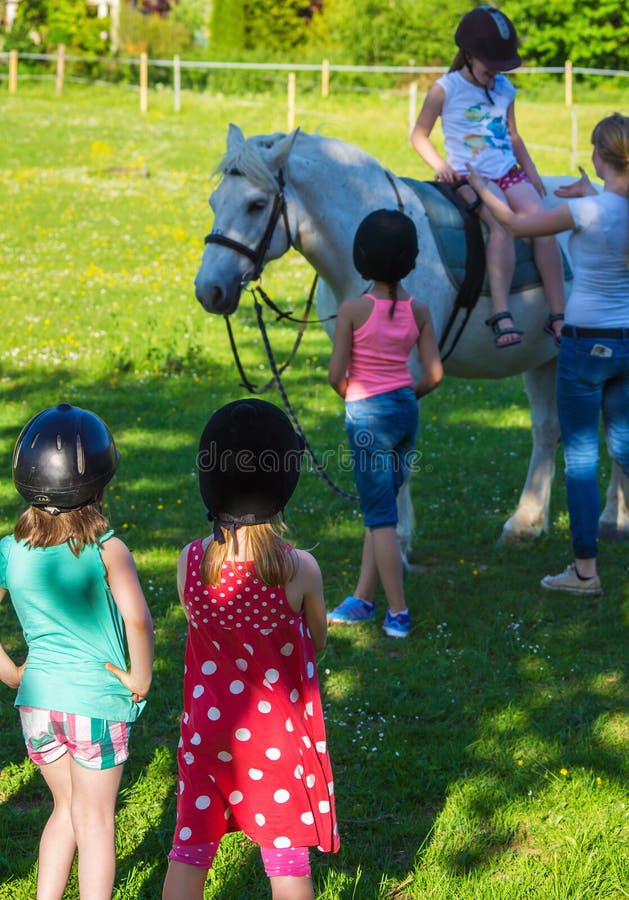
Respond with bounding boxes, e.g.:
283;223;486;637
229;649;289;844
0;403;153;900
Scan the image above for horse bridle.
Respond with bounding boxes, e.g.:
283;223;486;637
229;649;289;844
203;168;292;285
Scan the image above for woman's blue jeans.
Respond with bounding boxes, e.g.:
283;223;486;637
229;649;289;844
557;332;629;559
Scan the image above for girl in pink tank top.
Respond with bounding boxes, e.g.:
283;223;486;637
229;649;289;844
328;210;443;638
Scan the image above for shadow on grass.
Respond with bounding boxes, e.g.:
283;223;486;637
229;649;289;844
0;363;626;898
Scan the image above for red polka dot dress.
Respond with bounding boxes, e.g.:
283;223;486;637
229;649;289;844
171;540;340;862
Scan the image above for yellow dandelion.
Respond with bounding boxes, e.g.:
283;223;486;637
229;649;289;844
560;768;568;776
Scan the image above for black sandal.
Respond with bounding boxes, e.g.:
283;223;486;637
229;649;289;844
485;312;523;349
544;313;564;348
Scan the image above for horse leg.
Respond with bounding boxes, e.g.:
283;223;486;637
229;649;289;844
396;477;415;568
500;357;561;542
599;461;629;540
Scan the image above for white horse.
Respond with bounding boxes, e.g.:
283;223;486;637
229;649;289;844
194;124;629;551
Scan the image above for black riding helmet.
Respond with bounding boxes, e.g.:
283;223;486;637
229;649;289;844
455;6;521;72
353;209;419;283
198;399;303;540
13;403;119;511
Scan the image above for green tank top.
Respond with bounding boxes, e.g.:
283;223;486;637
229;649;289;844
0;531;145;723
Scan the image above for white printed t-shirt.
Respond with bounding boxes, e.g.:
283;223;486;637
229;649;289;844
436;70;518;178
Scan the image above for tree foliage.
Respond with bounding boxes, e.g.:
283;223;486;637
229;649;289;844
118;1;192;55
210;0;313;55
507;0;629;70
209;0;245;55
3;0;628;71
4;0;109;54
314;0;463;67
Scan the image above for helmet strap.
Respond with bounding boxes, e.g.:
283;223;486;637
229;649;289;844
210;512;272;556
464;54;495;105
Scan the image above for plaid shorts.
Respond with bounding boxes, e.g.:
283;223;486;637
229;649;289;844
19;706;130;770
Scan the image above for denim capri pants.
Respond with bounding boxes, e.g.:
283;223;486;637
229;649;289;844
345;387;419;529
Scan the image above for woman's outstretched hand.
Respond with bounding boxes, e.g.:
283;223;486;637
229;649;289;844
554;166;594;198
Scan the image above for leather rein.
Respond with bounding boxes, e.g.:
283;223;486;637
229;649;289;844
202;166;360;501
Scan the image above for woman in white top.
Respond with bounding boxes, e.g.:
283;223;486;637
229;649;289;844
468;112;629;595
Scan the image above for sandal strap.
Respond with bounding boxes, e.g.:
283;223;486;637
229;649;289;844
495;327;523;337
485;311;514;327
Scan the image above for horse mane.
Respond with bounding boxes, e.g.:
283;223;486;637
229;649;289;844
215;133;285;192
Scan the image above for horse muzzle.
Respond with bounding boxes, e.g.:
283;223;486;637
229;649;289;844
194;278;241;315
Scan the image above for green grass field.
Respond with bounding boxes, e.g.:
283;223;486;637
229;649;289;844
0;81;627;898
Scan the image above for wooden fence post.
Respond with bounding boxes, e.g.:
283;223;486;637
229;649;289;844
140;51;148;113
570;105;578;170
287;72;296;131
321;58;329;98
408;81;418;135
56;44;65;96
565;59;573;106
174;54;181;112
8;49;18;94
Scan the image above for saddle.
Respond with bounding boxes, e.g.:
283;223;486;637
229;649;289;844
401;177;573;359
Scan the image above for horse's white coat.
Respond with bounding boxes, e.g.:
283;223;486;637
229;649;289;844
195;125;629;549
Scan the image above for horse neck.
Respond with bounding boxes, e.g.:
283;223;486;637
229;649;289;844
286;139;397;298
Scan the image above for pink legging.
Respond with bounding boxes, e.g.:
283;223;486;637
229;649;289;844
169;841;311;877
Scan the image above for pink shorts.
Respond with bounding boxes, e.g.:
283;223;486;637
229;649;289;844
168;841;311;877
19;706;130;770
491;165;530;192
459;166;530;193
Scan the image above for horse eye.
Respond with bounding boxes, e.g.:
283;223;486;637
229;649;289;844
247;199;268;214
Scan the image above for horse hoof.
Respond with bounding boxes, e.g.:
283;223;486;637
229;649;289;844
598;522;629;542
497;526;543;545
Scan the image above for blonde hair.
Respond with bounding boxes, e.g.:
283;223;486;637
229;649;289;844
14;501;110;557
201;516;298;588
592;113;629;182
592;113;629;263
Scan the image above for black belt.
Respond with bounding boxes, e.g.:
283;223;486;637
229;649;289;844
563;325;629;339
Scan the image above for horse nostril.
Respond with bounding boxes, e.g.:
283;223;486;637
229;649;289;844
195;283;224;314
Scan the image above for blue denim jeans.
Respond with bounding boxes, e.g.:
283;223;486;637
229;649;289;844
557;333;629;558
345;387;419;529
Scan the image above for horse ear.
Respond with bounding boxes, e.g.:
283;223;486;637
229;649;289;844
227;123;245;152
266;128;300;171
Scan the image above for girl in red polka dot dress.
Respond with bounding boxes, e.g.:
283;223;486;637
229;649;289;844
162;399;339;900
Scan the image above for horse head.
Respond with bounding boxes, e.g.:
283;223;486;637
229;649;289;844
195;124;300;315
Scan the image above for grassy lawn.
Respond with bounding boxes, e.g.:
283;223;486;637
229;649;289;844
0;81;627;898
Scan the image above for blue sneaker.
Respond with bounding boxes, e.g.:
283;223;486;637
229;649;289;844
382;608;411;638
327;596;376;624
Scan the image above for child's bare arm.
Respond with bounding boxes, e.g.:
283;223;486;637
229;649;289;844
102;537;154;701
413;304;444;398
0;587;24;689
508;103;545;196
295;551;327;653
0;643;22;690
411;84;457;182
177;544;191;617
328;302;354;398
